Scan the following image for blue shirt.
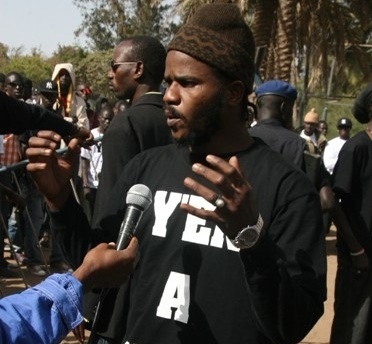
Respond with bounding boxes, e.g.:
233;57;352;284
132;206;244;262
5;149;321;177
0;273;83;343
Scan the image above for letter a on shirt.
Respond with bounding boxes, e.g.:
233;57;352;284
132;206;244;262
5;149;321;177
156;271;190;323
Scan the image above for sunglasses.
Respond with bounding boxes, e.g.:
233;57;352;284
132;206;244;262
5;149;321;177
110;60;137;72
7;82;24;88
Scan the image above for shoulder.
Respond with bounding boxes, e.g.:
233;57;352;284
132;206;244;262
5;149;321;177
122;94;165;122
327;137;338;144
131;144;175;162
91;127;102;138
254;139;313;183
243;139;303;177
73;95;86;107
316;131;327;143
131;93;164;110
119;143;177;182
343;131;369;149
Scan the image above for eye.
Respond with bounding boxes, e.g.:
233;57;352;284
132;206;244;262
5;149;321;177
181;80;197;88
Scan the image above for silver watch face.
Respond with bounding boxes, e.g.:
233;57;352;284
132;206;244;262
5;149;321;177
241;228;259;244
232;214;264;249
234;227;260;248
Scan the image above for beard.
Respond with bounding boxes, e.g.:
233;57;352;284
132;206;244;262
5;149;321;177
172;89;225;148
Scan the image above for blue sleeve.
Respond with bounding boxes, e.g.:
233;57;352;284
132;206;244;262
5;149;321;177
0;273;84;344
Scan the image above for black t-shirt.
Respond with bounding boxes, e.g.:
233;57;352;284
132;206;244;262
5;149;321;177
333;130;372;258
88;140;326;343
51;139;326;343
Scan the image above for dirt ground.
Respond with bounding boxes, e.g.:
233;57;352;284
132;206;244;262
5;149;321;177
301;226;337;344
0;227;338;344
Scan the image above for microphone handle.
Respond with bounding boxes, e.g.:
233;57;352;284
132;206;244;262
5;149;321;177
116;205;143;250
88;202;146;343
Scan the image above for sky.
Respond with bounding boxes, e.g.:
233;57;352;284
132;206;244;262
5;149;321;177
1;0;87;57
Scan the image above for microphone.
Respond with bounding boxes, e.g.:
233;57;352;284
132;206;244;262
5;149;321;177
87;184;152;344
116;184;152;250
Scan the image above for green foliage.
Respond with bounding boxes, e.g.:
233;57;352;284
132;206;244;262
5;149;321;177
48;45;89;69
75;50;114;100
1;54;53;86
304;97;364;140
1;0;370;121
72;0;176;50
0;43;10;67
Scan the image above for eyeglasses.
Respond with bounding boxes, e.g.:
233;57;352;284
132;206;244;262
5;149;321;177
110;60;137;72
7;82;24;89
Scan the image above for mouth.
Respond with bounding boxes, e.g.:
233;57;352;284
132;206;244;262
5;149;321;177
164;108;181;128
108;83;115;91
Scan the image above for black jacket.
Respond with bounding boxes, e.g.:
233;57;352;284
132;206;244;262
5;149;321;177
92;92;172;228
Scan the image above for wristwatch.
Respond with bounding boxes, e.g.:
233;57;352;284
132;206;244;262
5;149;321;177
231;213;264;249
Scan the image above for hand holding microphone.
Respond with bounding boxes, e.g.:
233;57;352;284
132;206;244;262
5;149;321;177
116;184;153;250
86;184;152;344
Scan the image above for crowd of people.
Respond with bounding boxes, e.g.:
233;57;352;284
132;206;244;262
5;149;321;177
0;64;118;278
0;2;371;344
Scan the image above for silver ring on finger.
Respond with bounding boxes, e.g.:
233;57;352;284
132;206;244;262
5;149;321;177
213;194;225;208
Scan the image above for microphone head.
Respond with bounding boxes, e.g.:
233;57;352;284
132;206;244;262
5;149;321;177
126;184;152;211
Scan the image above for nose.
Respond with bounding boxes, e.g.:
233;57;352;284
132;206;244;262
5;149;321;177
107;68;114;79
163;82;179;105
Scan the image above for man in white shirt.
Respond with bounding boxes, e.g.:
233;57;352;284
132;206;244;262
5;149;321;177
80;105;114;220
323;117;352;174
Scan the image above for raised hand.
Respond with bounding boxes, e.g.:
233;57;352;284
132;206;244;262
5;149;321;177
180;154;260;239
26;130;80;210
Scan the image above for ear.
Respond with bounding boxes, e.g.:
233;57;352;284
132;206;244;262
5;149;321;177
133;61;145;79
227;80;245;106
280;100;287;113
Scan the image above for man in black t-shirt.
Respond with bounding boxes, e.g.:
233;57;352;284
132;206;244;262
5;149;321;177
26;4;327;344
330;83;372;344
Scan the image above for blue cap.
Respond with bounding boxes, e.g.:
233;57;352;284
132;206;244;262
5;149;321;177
255;80;297;100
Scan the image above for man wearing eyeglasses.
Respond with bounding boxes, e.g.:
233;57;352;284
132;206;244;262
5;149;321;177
4;72;24;101
92;36;172;226
76;36;172;341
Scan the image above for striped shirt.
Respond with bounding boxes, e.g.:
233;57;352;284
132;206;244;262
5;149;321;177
0;134;20;166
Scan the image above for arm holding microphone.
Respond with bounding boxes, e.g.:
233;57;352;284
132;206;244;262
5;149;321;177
0;91;91;142
26;130;151;343
0;240;138;344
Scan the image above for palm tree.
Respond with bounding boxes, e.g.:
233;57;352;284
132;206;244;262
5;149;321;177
170;0;371;126
247;0;371;122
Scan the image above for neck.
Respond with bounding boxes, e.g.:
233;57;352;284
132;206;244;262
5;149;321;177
189;126;253;156
366;121;372;139
132;84;160;103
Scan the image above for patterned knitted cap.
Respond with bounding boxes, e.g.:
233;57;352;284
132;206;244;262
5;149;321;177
167;2;255;93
